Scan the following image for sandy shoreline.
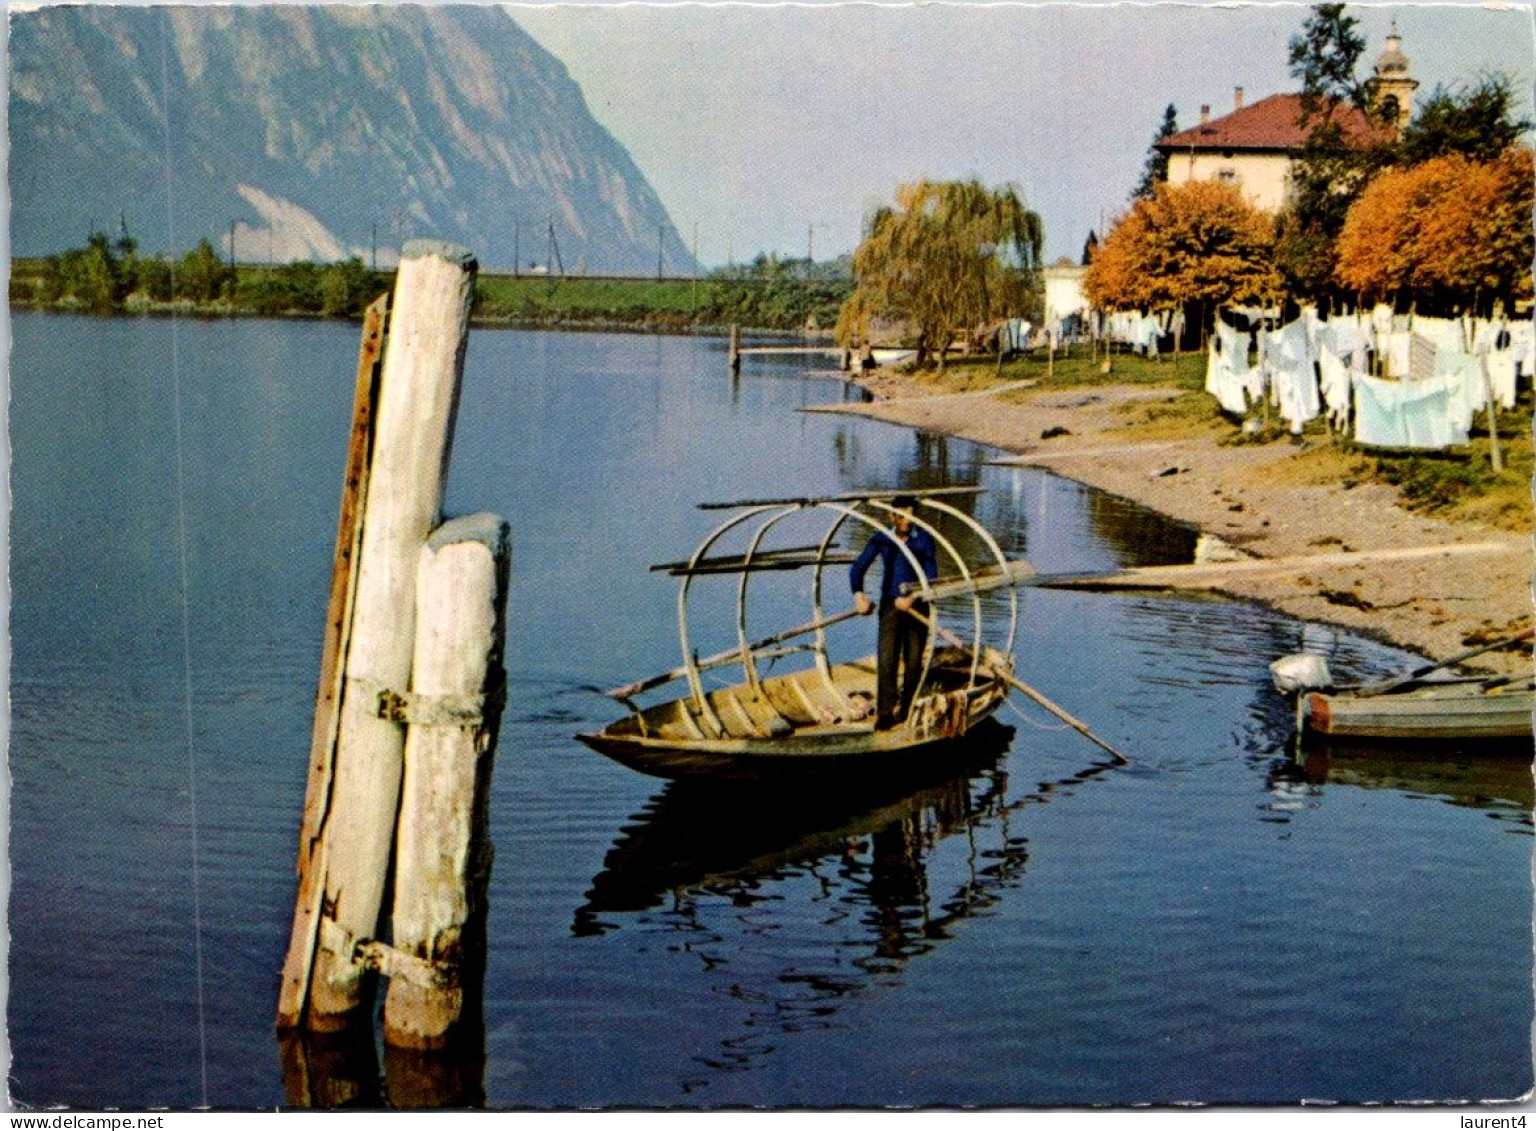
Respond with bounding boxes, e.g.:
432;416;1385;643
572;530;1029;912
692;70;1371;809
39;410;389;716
824;368;1532;677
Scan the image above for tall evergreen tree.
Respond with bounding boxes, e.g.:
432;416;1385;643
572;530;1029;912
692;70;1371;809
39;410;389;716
1287;2;1369;122
1131;105;1179;200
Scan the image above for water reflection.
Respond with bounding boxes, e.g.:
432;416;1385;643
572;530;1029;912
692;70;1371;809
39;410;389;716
278;1021;488;1109
1276;741;1534;828
572;721;1127;1087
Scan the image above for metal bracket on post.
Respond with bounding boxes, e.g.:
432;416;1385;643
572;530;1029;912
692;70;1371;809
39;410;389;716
317;917;461;991
373;687;492;727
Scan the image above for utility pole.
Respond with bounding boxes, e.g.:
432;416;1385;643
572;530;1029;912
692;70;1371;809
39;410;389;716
371;223;377;272
691;221;699;312
547;215;564;277
513;221;520;278
230;220;237;270
657;224;664;281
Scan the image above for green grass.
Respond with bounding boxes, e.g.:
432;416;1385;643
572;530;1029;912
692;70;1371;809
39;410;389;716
474;275;703;322
934;343;1210;396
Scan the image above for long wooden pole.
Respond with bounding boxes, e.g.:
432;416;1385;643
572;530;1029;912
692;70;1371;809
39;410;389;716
277;294;388;1029
305;240;478;1029
1359;628;1533;696
384;514;510;1049
909;610;1131;764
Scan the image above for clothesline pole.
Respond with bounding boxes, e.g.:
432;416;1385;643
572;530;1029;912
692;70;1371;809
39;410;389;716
1481;353;1505;473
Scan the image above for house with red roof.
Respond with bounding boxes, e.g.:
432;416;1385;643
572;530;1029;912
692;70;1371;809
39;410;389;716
1154;29;1417;213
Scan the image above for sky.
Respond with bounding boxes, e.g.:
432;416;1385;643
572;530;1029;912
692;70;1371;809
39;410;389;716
509;1;1536;268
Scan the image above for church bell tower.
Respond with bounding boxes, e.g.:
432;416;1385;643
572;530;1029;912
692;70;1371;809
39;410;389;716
1371;23;1418;135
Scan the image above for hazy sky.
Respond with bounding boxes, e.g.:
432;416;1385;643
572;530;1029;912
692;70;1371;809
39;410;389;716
511;1;1536;268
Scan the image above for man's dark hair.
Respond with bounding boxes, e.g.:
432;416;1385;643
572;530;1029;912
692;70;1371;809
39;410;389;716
892;494;917;510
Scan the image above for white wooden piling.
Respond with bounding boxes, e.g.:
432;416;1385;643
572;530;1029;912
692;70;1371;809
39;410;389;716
277;295;388;1030
383;515;510;1049
304;240;478;1027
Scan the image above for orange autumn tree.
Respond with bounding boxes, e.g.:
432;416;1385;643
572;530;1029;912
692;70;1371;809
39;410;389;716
1084;180;1282;332
1336;146;1534;312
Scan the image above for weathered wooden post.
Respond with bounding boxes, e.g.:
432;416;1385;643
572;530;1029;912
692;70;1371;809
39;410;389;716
383;514;510;1049
283;239;478;1030
729;323;742;375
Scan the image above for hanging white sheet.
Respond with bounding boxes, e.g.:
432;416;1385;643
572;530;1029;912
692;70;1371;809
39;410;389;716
1353;373;1469;449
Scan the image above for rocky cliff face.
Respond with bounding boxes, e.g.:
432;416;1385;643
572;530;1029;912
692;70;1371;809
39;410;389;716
9;4;692;273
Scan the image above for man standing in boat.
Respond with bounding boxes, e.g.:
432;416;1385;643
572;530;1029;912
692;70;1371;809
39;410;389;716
850;495;939;731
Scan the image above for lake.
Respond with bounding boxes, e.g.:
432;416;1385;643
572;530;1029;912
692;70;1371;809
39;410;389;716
8;312;1532;1108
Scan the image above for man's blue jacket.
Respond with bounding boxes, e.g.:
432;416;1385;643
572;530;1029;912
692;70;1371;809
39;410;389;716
849;527;939;603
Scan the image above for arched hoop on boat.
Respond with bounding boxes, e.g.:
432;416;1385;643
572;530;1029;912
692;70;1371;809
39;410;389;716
668;492;1021;734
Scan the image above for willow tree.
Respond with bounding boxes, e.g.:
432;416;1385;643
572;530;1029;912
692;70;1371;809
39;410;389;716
837;180;1043;371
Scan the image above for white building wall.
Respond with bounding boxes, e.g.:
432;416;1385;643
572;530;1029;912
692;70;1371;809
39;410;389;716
1165;150;1290;213
1044;265;1088;323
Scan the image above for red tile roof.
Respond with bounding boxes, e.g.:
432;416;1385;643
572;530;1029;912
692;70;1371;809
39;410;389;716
1156;92;1388;153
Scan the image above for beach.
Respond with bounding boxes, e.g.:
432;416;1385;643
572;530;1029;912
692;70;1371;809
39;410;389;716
825;366;1532;677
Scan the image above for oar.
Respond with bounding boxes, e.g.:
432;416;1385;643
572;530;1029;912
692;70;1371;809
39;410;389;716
1358;628;1534;696
906;607;1132;765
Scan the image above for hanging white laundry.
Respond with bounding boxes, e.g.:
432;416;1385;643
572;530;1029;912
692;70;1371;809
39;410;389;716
1383;330;1413;379
1411;316;1464;353
1511;321;1534;378
1353;373;1469;449
1317;344;1353;428
1439;352;1487;434
1260;319;1320;432
1207;322;1262;415
1408;333;1437;383
1485;349;1518;408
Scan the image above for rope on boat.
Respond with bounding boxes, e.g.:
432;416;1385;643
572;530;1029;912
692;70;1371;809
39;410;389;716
1002;696;1072;733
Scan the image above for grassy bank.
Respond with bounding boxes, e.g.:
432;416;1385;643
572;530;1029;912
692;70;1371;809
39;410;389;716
905;342;1534;533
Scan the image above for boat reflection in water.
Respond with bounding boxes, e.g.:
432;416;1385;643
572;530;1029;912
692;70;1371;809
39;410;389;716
574;721;1020;939
571;721;1124;1081
1276;738;1534;828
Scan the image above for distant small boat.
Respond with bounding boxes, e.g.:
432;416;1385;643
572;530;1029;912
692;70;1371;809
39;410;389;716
868;347;917;366
578;488;1035;780
1296;677;1533;742
1273;631;1534;745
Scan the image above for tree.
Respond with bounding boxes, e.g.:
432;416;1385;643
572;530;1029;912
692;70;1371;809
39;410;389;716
1084;180;1281;326
1336;147;1534;312
1397;75;1533;165
1287;2;1369;122
837;180;1043;371
176;238;232;303
57;232;125;311
1277;3;1393;302
1081;230;1099;266
1131;105;1179;200
320;258;380;317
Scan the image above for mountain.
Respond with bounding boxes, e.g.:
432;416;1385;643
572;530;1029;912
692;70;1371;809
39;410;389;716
8;5;693;274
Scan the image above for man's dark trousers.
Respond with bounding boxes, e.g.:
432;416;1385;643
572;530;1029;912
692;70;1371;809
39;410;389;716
876;598;929;729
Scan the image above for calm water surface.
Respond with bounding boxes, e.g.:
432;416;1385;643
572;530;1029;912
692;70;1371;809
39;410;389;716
9;313;1532;1108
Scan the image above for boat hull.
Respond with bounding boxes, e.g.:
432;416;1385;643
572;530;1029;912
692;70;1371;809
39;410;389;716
580;650;1014;780
1299;681;1534;742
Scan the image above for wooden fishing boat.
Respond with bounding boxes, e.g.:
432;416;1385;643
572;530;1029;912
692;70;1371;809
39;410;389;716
1297;676;1534;742
578;488;1036;780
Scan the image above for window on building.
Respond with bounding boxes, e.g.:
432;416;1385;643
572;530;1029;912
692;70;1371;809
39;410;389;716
1216;168;1240;185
